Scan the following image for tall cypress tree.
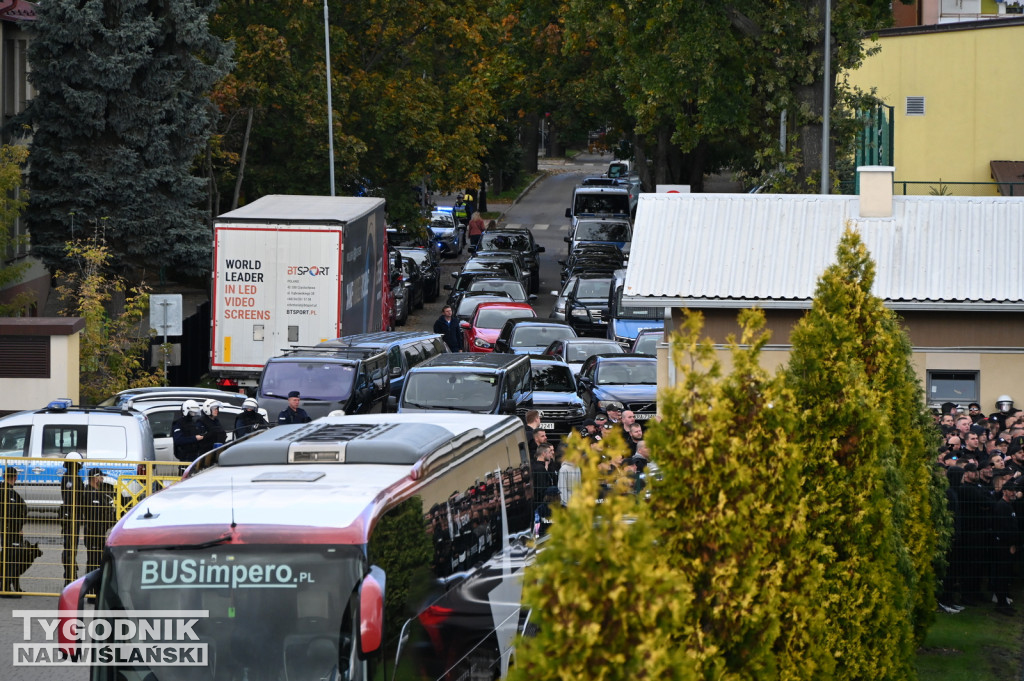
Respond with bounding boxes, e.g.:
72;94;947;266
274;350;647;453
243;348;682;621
21;0;231;280
786;228;940;679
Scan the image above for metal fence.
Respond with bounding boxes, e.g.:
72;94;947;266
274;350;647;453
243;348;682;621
1;458;187;597
894;181;1024;197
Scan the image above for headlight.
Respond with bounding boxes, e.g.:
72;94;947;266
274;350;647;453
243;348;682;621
570;405;586;417
473;338;493;349
570;309;589;318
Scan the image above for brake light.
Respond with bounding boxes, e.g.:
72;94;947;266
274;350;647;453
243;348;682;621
216;378;238;389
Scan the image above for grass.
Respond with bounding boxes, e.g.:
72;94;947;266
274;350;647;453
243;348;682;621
917;601;1024;680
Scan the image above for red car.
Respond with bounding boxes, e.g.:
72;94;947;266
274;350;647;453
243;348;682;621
460;302;536;352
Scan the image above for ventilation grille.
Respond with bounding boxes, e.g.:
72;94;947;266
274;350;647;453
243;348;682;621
0;335;50;378
905;96;925;116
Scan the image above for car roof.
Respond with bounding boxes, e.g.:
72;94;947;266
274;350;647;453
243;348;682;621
474;301;534;311
102;387;249;407
503;319;574;332
592;353;656;362
320;331;441;349
415;352;529;370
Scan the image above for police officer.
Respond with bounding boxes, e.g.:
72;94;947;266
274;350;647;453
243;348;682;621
2;466;28;595
197;399;227;455
234;397;269;438
172;400;207;462
278;391;312;425
61;453;88;584
84;468;117;574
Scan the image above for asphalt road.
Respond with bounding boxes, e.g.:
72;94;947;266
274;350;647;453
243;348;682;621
0;152;615;681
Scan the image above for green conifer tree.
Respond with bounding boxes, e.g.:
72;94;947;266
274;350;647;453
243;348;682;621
21;0;231;280
786;228;941;679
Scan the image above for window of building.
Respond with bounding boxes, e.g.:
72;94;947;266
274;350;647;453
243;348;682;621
927;370;979;405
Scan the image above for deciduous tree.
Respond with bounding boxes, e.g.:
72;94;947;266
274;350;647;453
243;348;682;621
0;145;31;316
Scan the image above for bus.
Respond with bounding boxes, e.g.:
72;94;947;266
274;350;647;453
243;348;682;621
58;413;536;681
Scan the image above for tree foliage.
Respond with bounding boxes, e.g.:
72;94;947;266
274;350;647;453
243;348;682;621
786;227;940;677
22;0;231;281
513;233;943;679
0;144;32;316
56;237;163;405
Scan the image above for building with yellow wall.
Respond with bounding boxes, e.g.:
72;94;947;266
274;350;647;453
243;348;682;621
846;19;1024;195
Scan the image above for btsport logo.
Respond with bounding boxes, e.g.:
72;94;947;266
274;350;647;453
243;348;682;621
286;265;331;276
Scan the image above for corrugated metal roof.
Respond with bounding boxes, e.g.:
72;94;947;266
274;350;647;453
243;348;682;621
218;194;384;222
623;192;1024;308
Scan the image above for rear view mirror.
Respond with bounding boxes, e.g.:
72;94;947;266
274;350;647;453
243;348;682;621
359;567;386;656
565;208;572;218
536;246;546;253
563;237;571;244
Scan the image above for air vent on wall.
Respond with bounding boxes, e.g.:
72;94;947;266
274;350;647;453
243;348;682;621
905;96;925;116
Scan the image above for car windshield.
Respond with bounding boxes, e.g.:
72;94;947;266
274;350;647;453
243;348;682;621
512;326;574;348
532;364;576;392
259;362;356;401
429;218;454;233
467;280;527;300
465;262;514;278
607;163;629;178
480;233;531;251
574;194;630;215
399;249;428;265
402;372;499;412
567;342;622;362
93;545;363;681
576;222;631;242
633;335;659;354
476;307;535;329
576;279;612;298
596;360;658;385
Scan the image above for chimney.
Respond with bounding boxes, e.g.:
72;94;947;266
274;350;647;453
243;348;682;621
857;165;895;218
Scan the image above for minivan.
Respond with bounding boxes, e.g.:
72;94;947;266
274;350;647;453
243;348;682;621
257;346;390;420
0;399;156;514
317;331;447;402
395;353;533;415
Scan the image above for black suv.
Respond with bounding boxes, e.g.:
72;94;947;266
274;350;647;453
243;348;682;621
258;346;390;420
559;275;614;336
317;331;447;402
397;246;441;303
396;353;533;415
470;228;545;294
521;356;587;441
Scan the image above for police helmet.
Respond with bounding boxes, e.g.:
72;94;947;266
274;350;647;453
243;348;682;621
242;398;258;411
182;399;201;416
997;395;1015;413
201;399;222;417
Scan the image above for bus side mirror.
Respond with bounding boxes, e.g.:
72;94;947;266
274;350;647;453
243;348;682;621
359;566;386;656
58;570;101;655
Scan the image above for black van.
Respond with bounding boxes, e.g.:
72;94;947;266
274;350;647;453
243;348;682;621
317;331;447;402
257;346;390;420
396;353;533;415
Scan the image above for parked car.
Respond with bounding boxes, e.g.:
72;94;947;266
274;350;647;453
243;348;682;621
471;228;545;293
520;356;587;441
445;272;534;309
461;302;537;352
397;246;441;303
0;399;155;514
559;254;622;287
428;209;465;258
386;227;442;263
543;337;624;374
467;250;534;296
575;354;658;420
257;346;390;420
493;319;577;355
565;217;632;258
630;328;663;355
550;274;614;325
461;255;528;293
558;275;614;335
318;331;447;403
454;291;514;322
399;255;425;311
99;387;266;464
396;353;533;415
392;271;409;326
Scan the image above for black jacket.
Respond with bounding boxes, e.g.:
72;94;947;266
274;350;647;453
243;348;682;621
172;415;208;462
198;414;227;454
433;315;463;351
234;410;270;438
2;483;27;538
278;407;312;425
60;465;88;520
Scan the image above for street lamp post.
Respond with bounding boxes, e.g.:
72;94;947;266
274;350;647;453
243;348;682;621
323;0;336;196
820;0;831;195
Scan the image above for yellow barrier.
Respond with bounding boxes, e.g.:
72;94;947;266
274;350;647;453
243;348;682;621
0;457;187;597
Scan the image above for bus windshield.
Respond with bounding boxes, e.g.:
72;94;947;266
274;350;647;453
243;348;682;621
92;545;364;681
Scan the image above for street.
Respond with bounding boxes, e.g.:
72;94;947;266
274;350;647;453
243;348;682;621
0;152;613;681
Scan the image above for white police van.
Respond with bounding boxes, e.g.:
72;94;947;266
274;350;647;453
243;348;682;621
0;399;155;514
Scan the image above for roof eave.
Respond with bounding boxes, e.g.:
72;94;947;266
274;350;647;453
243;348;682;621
621;296;1024;312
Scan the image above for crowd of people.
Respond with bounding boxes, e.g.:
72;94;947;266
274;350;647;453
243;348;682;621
522;402;656;535
935;396;1024;615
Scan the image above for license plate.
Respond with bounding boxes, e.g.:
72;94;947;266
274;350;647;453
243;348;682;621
634;413;655;420
539;422;555;430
